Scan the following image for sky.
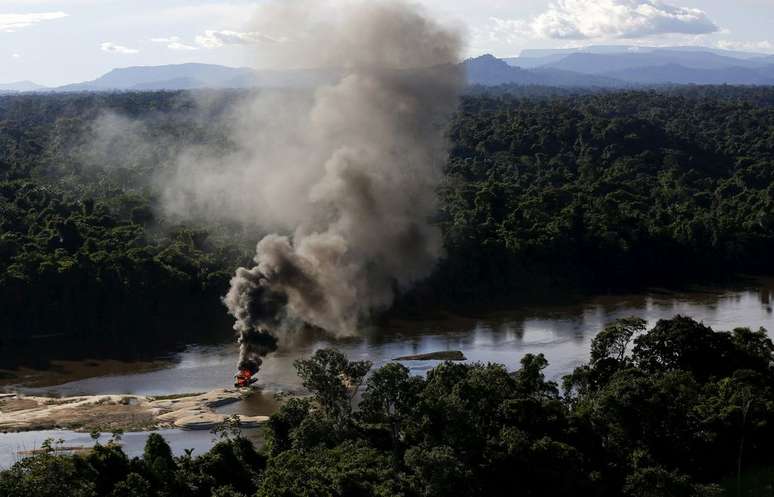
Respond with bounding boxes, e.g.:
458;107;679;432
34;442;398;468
1;0;774;87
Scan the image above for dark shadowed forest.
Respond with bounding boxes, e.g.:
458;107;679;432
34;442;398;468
2;87;773;345
434;86;774;302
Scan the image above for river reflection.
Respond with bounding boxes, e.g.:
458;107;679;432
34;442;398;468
9;278;772;397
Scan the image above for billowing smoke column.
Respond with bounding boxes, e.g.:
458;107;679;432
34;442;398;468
188;0;464;382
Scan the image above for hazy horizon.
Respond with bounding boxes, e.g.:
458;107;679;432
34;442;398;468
2;0;774;87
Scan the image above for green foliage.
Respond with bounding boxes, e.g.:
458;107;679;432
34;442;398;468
256;441;398;497
0;91;252;346
358;362;423;465
84;443;130;496
211;414;244;441
430;88;774;302
623;467;722;497
294;348;372;423
210;486;247;497
109;473;151;497
142;432;176;482
513;353;559;399
403;443;471;497
265;397;315;456
0;451;96;497
591;317;646;364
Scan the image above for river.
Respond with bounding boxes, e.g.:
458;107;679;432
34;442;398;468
2;277;774;467
9;278;774;396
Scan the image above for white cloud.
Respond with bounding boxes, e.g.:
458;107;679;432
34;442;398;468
100;42;139;54
11;53;21;59
488;17;532;44
517;0;719;40
195;29;286;49
150;36;179;43
157;4;258;26
168;41;198;51
716;39;774;53
472;17;532;52
151;36;199;51
0;11;67;32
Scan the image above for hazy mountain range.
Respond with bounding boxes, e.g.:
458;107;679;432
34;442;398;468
3;46;774;93
0;81;49;93
0;63;341;93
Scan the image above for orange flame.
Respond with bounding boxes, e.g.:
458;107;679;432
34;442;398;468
234;369;255;388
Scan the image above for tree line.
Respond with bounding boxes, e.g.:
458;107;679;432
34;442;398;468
430;87;774;304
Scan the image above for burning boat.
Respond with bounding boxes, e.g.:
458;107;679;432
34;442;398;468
231;328;278;388
234;369;258;388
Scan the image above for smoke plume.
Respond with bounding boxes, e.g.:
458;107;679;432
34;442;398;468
165;0;465;376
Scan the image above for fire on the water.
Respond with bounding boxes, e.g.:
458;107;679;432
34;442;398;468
234;368;258;388
233;328;278;388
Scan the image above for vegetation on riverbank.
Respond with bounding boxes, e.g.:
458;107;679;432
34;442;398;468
2;86;774;342
3;316;774;496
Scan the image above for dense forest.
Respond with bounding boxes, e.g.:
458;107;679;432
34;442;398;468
3;316;774;496
2;87;774;345
0;92;248;349
434;86;774;302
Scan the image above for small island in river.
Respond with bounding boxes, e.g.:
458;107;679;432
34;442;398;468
393;351;466;361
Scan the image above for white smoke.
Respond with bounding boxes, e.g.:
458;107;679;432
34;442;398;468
159;0;465;373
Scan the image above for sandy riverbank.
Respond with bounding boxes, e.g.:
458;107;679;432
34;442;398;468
0;389;271;433
0;359;175;391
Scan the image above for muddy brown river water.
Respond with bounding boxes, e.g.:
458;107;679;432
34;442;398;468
2;277;774;467
7;278;774;397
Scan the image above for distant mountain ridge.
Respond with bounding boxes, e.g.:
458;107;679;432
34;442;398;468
464;54;624;87
55;63;258;92
601;63;774;85
517;45;769;60
33;63;342;92
4;46;774;93
504;46;774;87
541;51;766;73
0;81;49;93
